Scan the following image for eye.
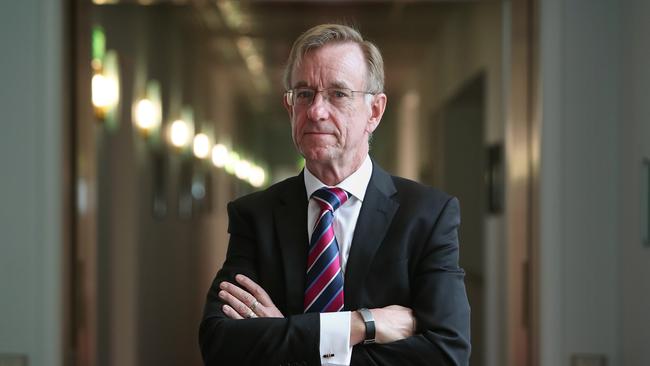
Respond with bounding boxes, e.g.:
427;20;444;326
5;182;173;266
330;88;351;98
295;88;314;100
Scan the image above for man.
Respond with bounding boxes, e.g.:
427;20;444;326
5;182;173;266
199;24;470;366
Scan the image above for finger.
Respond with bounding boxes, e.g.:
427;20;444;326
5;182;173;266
235;274;274;306
219;289;254;318
220;281;258;309
222;304;243;320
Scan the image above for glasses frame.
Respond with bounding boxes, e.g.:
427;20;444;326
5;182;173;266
285;87;376;107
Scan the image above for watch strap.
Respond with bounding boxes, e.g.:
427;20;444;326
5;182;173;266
358;308;376;344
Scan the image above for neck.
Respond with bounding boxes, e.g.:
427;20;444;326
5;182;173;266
306;150;367;186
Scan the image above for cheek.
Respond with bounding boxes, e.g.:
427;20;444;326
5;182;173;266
290;115;301;135
341;105;371;136
291;115;309;146
346;118;369;141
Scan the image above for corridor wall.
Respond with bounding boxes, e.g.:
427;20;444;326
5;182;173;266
0;1;65;366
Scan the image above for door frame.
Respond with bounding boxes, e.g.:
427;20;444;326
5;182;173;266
504;0;540;365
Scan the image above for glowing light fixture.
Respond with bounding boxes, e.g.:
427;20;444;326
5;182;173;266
167;106;195;151
208;140;268;188
193;133;211;159
133;80;162;138
211;144;229;167
169;119;191;148
90;26;120;126
134;99;157;131
235;159;252;180
216;0;248;30
92;73;118;112
248;166;266;188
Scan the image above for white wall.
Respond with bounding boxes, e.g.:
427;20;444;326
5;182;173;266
540;0;650;365
0;1;64;366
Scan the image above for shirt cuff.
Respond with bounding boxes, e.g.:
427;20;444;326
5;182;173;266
319;311;353;366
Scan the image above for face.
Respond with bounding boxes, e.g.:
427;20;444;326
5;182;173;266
283;42;386;169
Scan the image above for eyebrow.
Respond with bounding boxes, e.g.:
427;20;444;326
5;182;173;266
291;80;353;89
292;81;309;88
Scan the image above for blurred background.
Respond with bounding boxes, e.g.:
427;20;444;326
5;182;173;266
0;0;648;366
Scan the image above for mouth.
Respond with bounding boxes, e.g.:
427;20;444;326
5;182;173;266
305;132;329;135
304;131;333;136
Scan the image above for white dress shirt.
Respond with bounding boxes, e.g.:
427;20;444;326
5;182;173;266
303;155;373;366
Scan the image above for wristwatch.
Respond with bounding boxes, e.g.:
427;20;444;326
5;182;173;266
357;308;376;344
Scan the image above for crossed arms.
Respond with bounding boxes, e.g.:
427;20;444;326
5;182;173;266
199;194;470;366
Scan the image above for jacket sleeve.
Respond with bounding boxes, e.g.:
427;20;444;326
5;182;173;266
350;197;471;366
199;202;321;366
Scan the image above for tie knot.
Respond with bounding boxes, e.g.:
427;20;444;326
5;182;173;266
311;187;349;212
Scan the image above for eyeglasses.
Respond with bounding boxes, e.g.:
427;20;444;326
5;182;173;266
285;87;375;108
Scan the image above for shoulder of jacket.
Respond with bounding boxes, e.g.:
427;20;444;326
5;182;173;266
390;175;454;202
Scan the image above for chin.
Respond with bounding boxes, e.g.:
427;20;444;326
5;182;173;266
300;147;337;163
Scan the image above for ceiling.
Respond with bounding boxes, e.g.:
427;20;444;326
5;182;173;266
184;0;484;95
97;0;490;97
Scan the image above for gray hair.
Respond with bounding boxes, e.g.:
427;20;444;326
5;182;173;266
283;24;385;94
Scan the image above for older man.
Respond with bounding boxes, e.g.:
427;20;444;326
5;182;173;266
199;24;471;366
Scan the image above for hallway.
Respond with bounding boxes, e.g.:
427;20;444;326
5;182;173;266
1;1;649;366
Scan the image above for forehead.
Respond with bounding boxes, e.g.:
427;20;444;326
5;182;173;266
291;42;367;89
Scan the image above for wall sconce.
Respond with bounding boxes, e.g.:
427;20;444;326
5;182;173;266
193;133;211;159
169;119;191;148
133;80;162;139
90;25;120;128
248;165;266;188
134;99;157;130
235;159;252;180
211;144;229;168
209;142;267;187
167;106;195;152
91;52;120;123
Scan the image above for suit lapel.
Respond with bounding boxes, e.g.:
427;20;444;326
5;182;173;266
273;173;309;315
344;162;399;310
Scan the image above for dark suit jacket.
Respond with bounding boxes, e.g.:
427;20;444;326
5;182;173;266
199;162;471;366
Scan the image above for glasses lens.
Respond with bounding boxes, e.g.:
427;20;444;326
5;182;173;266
294;88;315;105
327;88;352;107
289;87;357;107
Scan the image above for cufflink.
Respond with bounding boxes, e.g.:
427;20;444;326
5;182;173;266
322;353;335;358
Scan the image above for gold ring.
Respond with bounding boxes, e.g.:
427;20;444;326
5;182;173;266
250;300;259;312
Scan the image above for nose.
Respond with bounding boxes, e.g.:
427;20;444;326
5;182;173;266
306;92;329;122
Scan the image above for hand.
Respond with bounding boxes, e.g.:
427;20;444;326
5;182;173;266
218;274;284;319
351;305;416;345
373;305;416;343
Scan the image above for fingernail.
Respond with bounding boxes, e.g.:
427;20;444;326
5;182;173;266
235;274;244;282
219;282;227;290
219;290;225;298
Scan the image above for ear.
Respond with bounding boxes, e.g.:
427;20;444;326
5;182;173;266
282;93;294;119
366;93;387;134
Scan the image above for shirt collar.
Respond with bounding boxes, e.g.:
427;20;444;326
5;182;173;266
304;155;373;202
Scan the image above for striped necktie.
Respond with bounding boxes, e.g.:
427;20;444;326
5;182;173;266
304;187;350;313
